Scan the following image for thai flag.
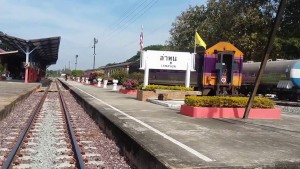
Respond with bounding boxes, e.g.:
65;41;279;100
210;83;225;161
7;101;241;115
140;31;143;50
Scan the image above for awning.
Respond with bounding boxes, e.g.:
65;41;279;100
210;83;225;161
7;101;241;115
0;33;60;66
0;49;18;56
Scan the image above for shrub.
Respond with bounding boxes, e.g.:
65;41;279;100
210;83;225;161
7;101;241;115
71;70;84;77
93;70;104;78
184;96;275;108
0;64;4;75
129;72;144;83
142;85;193;91
122;79;139;90
110;70;128;83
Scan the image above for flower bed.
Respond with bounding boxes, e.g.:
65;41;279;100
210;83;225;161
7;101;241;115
181;105;281;119
180;96;281;119
122;79;139;90
119;88;137;95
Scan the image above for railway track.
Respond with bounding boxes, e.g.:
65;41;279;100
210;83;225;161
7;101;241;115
274;100;300;107
1;81;84;168
0;80;132;168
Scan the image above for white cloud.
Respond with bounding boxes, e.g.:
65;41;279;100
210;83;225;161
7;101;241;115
0;0;205;70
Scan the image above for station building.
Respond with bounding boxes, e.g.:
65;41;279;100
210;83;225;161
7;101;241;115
85;61;140;77
101;61;140;76
0;33;60;83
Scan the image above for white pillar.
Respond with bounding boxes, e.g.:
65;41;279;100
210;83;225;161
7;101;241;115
103;80;108;88
112;79;118;91
185;61;191;88
25;46;29;83
97;78;102;87
143;62;149;88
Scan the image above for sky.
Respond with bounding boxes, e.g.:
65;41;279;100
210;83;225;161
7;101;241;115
0;0;205;70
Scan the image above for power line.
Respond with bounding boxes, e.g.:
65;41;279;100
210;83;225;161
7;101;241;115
116;0;159;34
106;0;149;31
100;0;159;47
100;0;151;43
98;1;201;65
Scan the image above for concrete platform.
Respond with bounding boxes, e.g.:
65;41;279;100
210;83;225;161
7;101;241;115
0;80;40;121
61;80;300;168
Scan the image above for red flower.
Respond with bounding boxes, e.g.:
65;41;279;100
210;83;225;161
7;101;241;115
122;79;139;90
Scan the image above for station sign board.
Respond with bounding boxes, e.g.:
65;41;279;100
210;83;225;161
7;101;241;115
140;50;195;71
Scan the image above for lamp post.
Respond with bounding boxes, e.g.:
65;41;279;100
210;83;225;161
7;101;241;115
92;38;98;69
75;55;78;70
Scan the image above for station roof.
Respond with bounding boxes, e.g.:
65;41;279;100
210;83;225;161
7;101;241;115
0;33;60;66
0;49;18;55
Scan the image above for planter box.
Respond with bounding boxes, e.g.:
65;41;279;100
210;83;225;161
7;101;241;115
154;89;202;100
137;89;202;101
180;105;281;119
119;88;137;95
137;90;158;101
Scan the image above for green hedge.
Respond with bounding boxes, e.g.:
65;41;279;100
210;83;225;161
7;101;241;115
141;85;193;91
185;96;275;108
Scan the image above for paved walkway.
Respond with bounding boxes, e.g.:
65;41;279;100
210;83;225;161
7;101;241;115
62;80;300;168
0;80;40;120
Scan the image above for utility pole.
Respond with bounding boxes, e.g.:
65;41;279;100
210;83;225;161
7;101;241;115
69;61;70;70
243;0;286;119
75;55;78;70
92;37;98;69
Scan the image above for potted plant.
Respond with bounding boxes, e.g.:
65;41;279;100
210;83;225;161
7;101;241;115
110;70;128;85
102;75;109;88
94;71;104;87
119;79;139;94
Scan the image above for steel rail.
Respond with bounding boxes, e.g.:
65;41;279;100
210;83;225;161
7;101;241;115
2;86;50;169
56;80;86;169
275;101;300;107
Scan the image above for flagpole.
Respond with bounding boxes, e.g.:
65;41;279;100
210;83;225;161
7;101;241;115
140;25;143;51
194;29;197;53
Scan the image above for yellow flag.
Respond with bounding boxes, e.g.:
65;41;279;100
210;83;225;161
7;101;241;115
195;32;206;49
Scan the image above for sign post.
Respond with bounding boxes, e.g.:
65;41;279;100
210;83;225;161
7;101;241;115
185;61;190;88
143;62;149;88
140;50;195;88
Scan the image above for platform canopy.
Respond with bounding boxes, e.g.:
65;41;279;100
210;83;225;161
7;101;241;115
0;33;60;66
0;48;18;55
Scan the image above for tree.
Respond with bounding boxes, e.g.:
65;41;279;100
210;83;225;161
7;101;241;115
274;0;300;59
46;69;61;77
168;5;207;52
71;70;84;77
110;70;128;83
168;0;299;61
